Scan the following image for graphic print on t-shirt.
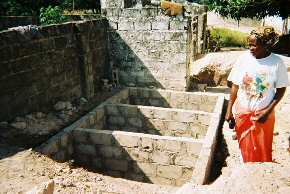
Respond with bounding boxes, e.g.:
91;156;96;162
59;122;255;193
242;72;270;100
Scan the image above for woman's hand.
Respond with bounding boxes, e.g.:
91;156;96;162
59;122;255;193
251;107;272;123
225;83;239;122
225;111;234;122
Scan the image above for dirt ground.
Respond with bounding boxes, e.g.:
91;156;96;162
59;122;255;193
0;88;177;194
0;149;176;194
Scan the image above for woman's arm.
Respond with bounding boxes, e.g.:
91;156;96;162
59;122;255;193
252;87;287;123
225;83;239;122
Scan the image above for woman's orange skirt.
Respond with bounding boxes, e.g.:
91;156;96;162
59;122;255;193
235;111;275;162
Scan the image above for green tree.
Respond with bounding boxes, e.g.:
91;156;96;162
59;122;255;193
0;0;60;16
61;0;101;13
206;0;290;20
39;5;68;25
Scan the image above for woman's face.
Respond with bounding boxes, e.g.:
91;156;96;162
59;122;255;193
248;35;267;59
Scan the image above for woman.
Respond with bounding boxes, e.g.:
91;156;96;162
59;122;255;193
225;27;289;162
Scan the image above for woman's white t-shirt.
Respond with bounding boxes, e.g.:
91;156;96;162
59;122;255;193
228;51;289;113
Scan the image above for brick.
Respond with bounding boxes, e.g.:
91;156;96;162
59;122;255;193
139;107;154;119
125;173;145;182
60;133;70;147
147;119;167;131
95;108;105;121
174;154;196;167
127;148;150;162
108;20;118;30
181;167;193;180
118;105;138;116
149;176;173;186
54;150;66;161
167;121;187;132
169;20;188;30
157;165;183;179
186;142;203;155
140;8;158;17
128;117;142;128
153;109;172;120
107;116;125;126
92;158;103;169
114;133;140;147
67;144;73;156
104;159;128;172
89;131;113;146
99;146;123;158
75;144;96;156
118;19;134;30
155;139;182;152
72;129;88;143
171;111;196;122
141;137;153;151
121;9;141;18
105;105;120;116
54;36;68;49
151;17;169;30
151;151;173;165
148;99;162;107
41;140;60;155
133;162;157;176
107;170;122;177
129;88;138;96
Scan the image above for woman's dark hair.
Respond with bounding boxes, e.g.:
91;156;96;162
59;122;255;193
249;27;279;50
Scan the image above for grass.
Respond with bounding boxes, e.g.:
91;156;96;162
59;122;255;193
210;27;248;48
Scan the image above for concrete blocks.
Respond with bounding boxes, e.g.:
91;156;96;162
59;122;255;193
75;144;96;155
104;159;128;172
151;16;170;30
104;5;202;91
157;165;183;179
89;130;113;145
103;103;212;139
68;127;205;186
133;162;157;176
38;88;224;187
114;132;140;148
129;88;220;113
108;116;126;126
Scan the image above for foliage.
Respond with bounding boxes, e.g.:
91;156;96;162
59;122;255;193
209;27;248;49
39;6;68;25
0;0;101;16
0;0;60;16
205;0;290;20
61;0;101;13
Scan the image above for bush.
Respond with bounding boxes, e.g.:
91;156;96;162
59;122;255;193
209;28;248;48
40;6;68;25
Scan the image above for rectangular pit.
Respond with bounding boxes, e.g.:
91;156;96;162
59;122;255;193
37;88;224;186
72;128;202;186
104;104;211;138
128;87;219;112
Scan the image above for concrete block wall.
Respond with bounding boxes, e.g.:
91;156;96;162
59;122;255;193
106;7;190;90
0;19;108;121
104;104;210;138
102;2;207;90
128;87;218;112
0;16;38;31
72;128;203;186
